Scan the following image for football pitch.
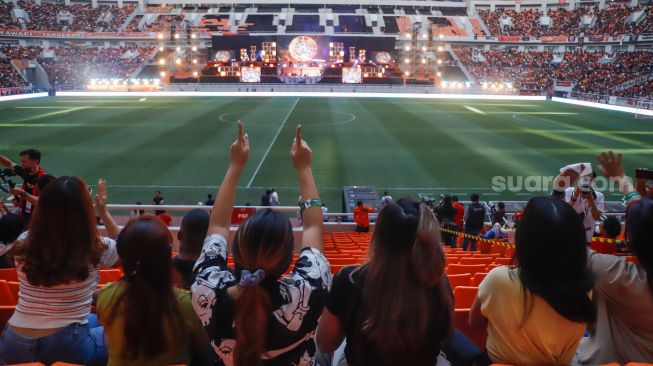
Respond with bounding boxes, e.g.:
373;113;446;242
1;95;651;209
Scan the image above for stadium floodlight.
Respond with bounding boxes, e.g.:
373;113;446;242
272;42;276;47
191;33;197;39
405;46;410;51
465;82;471;88
160;71;166;77
157;33;164;40
143;79;150;85
153;79;160;85
176;47;181;52
437;46;444;52
422;33;428;40
405;33;411;39
439;34;444;39
192;59;197;64
442;81;448;88
404;58;410;64
159;46;164;52
506;82;513;89
421;59;426;64
175;58;182;65
90;79;97;85
436;72;442;77
193;71;198;77
159;58;165;65
220;71;226;76
192;46;197;52
404;71;410;76
421;46;426;51
340;51;345;56
482;82;488;89
378;72;383;77
174;34;180;39
437;59;443;65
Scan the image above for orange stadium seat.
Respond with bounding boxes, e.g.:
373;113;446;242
446;264;487;276
7;281;19;303
454;286;478;309
0;268;18;282
471;273;488;286
494;257;512;265
0;280;16;305
99;269;123;284
460;257;494;266
447;273;472;289
0;305;15;330
454;309;487;349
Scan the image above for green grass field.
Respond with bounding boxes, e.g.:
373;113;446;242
1;96;651;210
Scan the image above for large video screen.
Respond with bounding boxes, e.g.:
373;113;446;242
240;67;261;82
211;35;396;63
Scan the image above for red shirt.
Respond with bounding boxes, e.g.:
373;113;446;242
353;205;375;228
453;202;465;228
19;167;46;215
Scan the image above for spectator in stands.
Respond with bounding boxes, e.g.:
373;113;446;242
380;191;393;207
636;176;653;199
6;173;56;214
354;201;375;233
205;194;215;206
560;171;605;243
481;222;506;240
97;215;207;365
0;208;24;268
589;216;622;254
191;123;331;366
470;195;595;365
316;198;453;365
462;193;486;251
172;208;210;289
452;195;465;230
321;203;329;222
261;189;271;206
0;149;47;220
492;201;506;225
576;151;653;364
0;176;117;365
435;194;458;247
269;188;280;206
152;190;165;215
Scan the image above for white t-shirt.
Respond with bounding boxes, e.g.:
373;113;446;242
381;195;392;206
478;266;586;365
270;191;279;206
564;187;604;242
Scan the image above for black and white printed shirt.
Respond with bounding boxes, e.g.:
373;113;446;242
191;234;332;366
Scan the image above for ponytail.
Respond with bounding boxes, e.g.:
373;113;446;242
231;210;295;366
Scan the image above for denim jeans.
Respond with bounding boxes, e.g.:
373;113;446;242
0;314;107;366
462;230;481;251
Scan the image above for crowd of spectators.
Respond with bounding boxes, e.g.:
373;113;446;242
570;51;653;95
0;46;41;88
454;47;653;99
454;47;555;90
127;14;185;32
478;5;653;38
14;1;134;32
0;2;21;29
38;46;154;86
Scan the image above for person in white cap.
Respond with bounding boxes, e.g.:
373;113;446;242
552;163;604;242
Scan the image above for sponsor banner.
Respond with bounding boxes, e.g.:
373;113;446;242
498;36;520;42
541;35;568;42
638;34;653;41
231;207;256;225
0;29;156;39
557;81;572;87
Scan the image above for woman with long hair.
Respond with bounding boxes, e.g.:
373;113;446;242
316;198;454;366
576;151;653;364
470;195;595;365
97;215;206;365
0;176;118;365
191;122;331;366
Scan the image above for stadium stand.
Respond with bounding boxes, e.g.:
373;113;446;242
16;1;134;32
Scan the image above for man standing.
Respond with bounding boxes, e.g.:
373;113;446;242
205;194;215;206
269;188;280;206
462;193;486;251
565;175;604;242
452;195;465;229
353;201;375;233
552;164;604;242
0;149;47;220
380;191;393;207
261;189;271;206
152;190;165;215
